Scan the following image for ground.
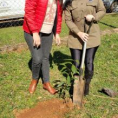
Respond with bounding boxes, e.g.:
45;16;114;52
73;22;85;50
14;98;73;118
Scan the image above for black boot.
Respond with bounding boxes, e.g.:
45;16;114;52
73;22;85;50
84;79;91;96
84;71;93;96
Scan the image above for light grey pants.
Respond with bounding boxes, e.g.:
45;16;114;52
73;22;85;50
24;32;53;83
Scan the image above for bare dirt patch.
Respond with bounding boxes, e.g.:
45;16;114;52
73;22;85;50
0;43;28;54
100;28;118;36
112;115;118;118
14;98;73;118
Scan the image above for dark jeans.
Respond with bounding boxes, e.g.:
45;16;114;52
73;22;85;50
24;32;53;83
70;46;99;79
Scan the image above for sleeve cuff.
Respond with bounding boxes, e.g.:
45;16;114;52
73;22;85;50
32;29;39;33
72;27;80;35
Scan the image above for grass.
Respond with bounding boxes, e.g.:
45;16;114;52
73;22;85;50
0;13;118;47
0;13;118;118
99;13;118;30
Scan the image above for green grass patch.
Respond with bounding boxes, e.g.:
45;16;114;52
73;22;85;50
99;13;118;30
0;33;118;118
0;26;24;47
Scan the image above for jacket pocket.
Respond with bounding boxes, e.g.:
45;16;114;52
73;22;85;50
86;2;97;6
71;1;82;21
86;1;97;18
71;0;78;9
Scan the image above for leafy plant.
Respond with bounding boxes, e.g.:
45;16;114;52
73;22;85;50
54;59;79;100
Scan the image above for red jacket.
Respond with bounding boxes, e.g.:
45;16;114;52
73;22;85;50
23;0;62;34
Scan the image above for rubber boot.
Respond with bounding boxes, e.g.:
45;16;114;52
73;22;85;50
84;79;91;96
84;71;93;96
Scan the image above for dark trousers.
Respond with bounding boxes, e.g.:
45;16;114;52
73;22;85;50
70;46;99;79
24;32;53;83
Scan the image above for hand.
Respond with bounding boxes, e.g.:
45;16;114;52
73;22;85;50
85;14;95;22
77;32;89;42
55;34;61;45
33;33;41;47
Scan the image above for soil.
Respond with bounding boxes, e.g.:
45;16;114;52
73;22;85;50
100;28;118;36
14;98;74;118
0;43;28;54
112;115;118;118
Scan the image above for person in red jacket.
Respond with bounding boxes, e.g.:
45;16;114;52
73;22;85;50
23;0;62;94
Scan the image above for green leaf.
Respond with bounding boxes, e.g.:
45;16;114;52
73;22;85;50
60;66;66;72
59;63;65;66
63;59;73;61
71;64;77;73
57;82;65;88
75;60;79;65
67;75;71;85
53;80;61;83
62;61;72;65
61;71;68;76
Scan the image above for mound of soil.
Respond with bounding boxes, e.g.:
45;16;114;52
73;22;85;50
15;98;73;118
